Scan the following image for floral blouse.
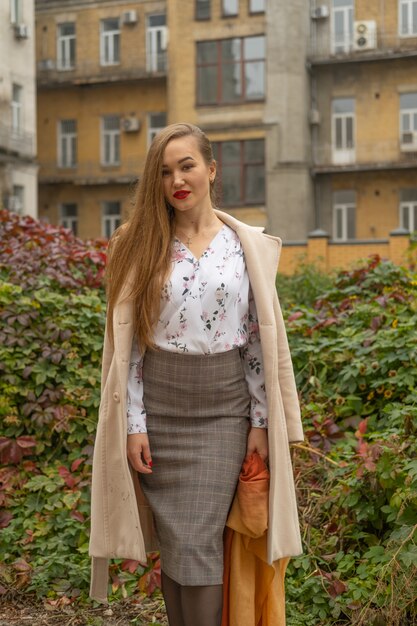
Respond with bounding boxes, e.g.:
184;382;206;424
127;224;268;434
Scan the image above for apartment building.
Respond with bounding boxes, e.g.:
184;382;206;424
309;0;417;242
0;0;37;218
35;0;167;238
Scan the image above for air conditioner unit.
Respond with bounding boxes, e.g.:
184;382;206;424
309;109;321;125
311;6;330;20
353;20;377;51
14;23;29;39
122;10;138;25
121;116;141;132
39;59;55;71
400;131;417;151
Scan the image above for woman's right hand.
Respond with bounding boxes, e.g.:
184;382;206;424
127;433;153;474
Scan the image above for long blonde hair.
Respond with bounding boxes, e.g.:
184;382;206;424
105;122;216;350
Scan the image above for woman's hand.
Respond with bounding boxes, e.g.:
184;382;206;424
127;433;153;474
246;427;268;462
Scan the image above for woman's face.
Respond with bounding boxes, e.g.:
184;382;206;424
162;135;216;215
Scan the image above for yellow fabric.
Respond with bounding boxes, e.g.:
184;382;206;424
222;453;289;626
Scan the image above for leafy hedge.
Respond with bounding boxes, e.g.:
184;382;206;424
0;210;416;624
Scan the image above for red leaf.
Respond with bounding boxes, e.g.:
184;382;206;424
0;510;13;528
70;510;85;523
13;559;31;572
358;419;368;435
121;559;141;574
16;436;36;449
288;311;303;322
58;466;77;488
70;457;84;472
328;578;347;598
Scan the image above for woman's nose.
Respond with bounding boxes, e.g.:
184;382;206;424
173;172;185;187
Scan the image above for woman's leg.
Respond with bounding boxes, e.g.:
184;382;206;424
181;583;223;626
161;570;185;626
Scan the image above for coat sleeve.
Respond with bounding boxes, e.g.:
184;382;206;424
273;292;304;443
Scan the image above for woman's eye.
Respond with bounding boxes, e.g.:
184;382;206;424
182;165;192;171
162;170;169;177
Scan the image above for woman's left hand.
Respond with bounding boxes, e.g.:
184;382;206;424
245;426;268;462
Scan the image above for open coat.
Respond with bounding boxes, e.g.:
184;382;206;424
89;210;304;603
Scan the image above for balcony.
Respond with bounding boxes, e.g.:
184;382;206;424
38;157;145;185
311;139;417;174
37;54;167;88
0;122;36;159
309;30;417;65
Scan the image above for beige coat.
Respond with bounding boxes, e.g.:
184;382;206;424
89;210;304;603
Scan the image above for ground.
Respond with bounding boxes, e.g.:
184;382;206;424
0;592;168;626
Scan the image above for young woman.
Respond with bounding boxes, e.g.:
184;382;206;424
89;123;303;626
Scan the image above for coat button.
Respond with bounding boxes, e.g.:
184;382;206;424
113;391;120;402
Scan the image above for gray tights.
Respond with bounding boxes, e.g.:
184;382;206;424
161;569;223;626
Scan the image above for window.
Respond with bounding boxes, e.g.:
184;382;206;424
332;98;355;164
332;0;354;53
11;84;22;132
196;0;211;20
197;35;265;105
12;185;24;213
60;203;78;235
400;0;417;36
57;23;76;70
222;0;239;16
213;139;265;206
102;201;121;238
249;0;265;13
333;190;356;241
148;112;167;146
10;0;22;24
400;189;417;232
58;120;77;167
146;14;167;72
100;18;120;65
400;92;417;144
101;115;120;165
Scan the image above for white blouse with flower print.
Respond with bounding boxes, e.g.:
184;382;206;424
127;224;268;434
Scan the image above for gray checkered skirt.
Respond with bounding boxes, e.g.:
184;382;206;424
138;348;250;586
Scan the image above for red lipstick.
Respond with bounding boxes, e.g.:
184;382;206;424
173;191;191;199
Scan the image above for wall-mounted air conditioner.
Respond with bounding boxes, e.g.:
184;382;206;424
309;109;321;125
14;23;29;39
353;21;377;51
123;10;138;25
121;116;141;132
311;6;330;20
39;59;55;71
400;131;417;151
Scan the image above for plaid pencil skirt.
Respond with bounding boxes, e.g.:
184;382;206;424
138;348;250;586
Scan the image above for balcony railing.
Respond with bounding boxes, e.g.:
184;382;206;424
0;122;35;158
38;157;145;184
37;54;167;86
309;30;417;63
312;139;417;171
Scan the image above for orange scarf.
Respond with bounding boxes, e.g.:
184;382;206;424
222;453;289;626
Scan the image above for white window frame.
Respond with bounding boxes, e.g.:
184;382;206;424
333;202;356;241
10;0;22;24
102;201;121;238
332;100;355;164
101;116;121;166
400;201;417;232
100;18;120;66
331;1;354;54
58;120;77;168
57;23;76;70
11;84;22;133
12;184;24;213
399;0;417;37
147;112;167;147
400;107;417;133
146;15;167;72
60;203;78;234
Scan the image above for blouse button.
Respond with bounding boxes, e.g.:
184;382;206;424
113;391;120;403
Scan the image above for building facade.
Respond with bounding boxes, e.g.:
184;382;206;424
308;0;417;244
36;0;167;238
0;0;38;218
34;0;417;270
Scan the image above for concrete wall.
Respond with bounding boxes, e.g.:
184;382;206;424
0;0;38;217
